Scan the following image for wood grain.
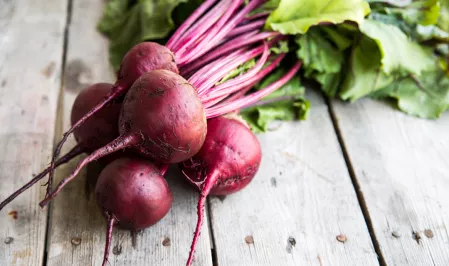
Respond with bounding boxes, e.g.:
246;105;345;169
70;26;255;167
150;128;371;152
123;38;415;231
209;89;379;266
45;1;213;265
0;0;68;265
332;97;449;265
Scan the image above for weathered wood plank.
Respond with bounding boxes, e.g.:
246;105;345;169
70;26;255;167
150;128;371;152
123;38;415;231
332;98;449;265
209;89;379;266
45;1;213;265
0;0;67;265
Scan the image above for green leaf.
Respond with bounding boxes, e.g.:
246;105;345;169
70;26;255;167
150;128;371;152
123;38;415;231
250;0;281;15
366;0;412;7
385;0;440;26
240;69;310;133
340;37;395;101
265;0;371;34
371;68;449;118
368;11;416;37
296;30;343;75
321;26;353;51
97;0;192;70
241;99;310;133
270;40;290;54
438;0;449;31
316;72;343;97
295;29;345;96
416;24;449;42
359;19;435;75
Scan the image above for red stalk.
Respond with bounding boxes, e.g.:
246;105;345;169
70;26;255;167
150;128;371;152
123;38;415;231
166;0;218;50
205;61;302;118
202;54;285;109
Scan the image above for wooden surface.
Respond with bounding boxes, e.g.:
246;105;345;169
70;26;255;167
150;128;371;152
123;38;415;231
209;90;378;266
0;0;67;265
1;0;449;266
331;98;449;266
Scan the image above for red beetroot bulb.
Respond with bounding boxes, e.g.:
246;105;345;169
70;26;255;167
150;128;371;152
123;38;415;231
95;157;172;266
180;114;262;266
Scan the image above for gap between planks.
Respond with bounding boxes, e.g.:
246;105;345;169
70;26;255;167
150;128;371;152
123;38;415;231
43;0;74;265
325;96;387;266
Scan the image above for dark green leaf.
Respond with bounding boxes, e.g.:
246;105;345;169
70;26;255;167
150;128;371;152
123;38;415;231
359;19;435;75
371;67;449;118
340;36;395;101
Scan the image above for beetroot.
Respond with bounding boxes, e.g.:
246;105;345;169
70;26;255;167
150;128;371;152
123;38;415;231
0;83;121;211
180;114;262;265
70;82;121;152
119;70;207;163
48;42;179;189
50;0;265;173
40;70;206;207
95;157;172;266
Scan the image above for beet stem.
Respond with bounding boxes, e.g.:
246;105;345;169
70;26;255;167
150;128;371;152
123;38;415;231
195;45;267;96
205;61;302;118
177;0;246;65
201;53;285;109
243;11;270;21
179;0;265;65
186;171;219;266
166;0;218;50
40;133;140;207
201;42;270;101
188;50;245;87
181;31;278;76
0;144;85;211
226;19;267;39
172;0;228;53
173;0;232;58
102;213;116;266
47;87;123;198
159;164;169;176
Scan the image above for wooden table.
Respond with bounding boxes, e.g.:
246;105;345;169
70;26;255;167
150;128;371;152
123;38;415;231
1;1;448;265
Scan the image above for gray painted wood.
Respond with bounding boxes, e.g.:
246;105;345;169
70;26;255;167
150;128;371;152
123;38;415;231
45;1;213;265
209;89;379;266
332;98;449;265
0;0;67;265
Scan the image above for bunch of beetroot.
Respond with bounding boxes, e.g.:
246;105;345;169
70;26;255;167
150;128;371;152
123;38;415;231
0;1;302;265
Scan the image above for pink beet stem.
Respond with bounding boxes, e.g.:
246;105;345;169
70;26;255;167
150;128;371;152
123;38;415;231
181;31;278;76
244;11;271;21
47;85;124;198
205;61;303;118
178;0;264;65
188;50;245;89
195;44;270;96
39;133;141;207
223;84;255;104
102;213;116;266
226;19;267;38
201;42;270;100
166;0;218;50
202;54;285;109
159;164;170;176
0;144;85;211
174;0;237;61
172;0;229;51
185;171;219;266
180;31;258;76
